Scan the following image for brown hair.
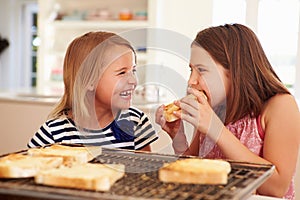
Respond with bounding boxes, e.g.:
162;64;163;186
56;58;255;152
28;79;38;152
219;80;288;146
192;23;290;124
49;31;136;119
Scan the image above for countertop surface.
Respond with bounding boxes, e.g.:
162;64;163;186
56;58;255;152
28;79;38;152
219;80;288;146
0;88;61;105
248;195;284;200
0;89;165;108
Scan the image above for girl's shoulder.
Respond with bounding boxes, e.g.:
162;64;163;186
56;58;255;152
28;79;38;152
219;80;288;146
263;93;299;114
120;106;145;118
45;115;75;128
129;106;144;115
261;93;300;128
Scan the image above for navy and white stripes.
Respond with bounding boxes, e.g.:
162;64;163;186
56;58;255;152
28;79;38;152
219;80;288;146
27;107;158;150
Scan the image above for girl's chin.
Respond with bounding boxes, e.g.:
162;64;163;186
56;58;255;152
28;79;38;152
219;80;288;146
119;104;131;109
112;100;132;110
111;96;132;109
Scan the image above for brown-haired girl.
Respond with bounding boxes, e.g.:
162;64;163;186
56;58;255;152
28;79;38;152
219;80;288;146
28;31;158;151
155;24;300;199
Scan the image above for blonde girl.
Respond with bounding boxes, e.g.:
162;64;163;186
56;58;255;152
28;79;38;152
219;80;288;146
29;31;158;151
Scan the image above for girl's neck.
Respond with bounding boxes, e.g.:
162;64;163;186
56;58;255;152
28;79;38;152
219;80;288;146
95;107;120;128
64;108;118;130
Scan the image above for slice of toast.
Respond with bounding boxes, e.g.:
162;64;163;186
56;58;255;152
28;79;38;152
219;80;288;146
159;158;231;184
163;102;181;122
163;93;203;122
27;144;100;166
0;154;63;178
35;163;125;191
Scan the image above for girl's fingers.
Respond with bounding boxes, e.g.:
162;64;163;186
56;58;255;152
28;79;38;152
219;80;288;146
198;91;208;104
179;98;199;117
155;105;165;124
180;96;199;110
187;87;208;105
180;111;198;127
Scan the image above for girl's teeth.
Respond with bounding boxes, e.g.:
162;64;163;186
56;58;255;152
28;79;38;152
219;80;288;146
120;91;132;96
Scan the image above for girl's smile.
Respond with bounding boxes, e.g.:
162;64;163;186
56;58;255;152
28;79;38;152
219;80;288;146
120;89;133;98
95;46;137;113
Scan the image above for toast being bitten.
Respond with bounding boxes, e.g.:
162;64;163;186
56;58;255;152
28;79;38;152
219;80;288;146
163;93;202;122
35;163;125;191
27;144;100;166
0;154;63;178
159;158;231;184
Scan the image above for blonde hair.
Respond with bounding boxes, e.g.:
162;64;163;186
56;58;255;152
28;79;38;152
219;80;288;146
49;31;136;119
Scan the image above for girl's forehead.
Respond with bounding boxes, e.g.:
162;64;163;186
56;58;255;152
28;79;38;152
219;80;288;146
104;46;133;64
190;45;215;66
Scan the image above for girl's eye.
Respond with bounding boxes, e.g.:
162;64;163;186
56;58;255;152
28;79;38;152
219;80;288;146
117;68;136;76
197;67;206;73
118;71;126;75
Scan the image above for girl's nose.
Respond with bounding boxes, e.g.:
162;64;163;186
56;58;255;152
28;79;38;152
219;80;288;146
188;71;198;86
128;71;138;85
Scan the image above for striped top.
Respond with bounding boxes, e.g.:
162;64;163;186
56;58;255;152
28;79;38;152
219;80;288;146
27;107;158;150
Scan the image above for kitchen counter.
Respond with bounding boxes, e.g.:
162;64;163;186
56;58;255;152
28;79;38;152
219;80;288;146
0;89;167;107
0;90;171;155
0;90;58;154
249;195;284;200
0;90;60;105
0;90;298;200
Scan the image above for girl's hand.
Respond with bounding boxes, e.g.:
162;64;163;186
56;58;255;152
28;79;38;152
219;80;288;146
179;88;224;141
155;104;183;139
155;103;190;154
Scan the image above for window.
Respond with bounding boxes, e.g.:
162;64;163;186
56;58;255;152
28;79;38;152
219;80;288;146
258;0;299;91
22;2;39;87
213;0;300;97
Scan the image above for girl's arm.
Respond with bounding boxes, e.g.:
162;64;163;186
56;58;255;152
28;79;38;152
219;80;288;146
134;110;159;152
140;145;151;152
27;122;56;148
171;129;200;156
216;94;300;197
179;89;300;197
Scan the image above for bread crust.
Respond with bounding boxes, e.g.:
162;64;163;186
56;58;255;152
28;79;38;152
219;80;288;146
27;144;100;166
35;163;125;191
159;158;231;184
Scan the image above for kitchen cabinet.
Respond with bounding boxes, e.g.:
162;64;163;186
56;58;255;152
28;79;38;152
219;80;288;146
36;0;213;98
37;0;149;94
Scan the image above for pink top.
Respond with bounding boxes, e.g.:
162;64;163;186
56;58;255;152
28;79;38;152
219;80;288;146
200;115;295;199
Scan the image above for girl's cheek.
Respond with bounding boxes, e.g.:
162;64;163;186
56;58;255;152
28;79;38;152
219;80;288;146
205;75;227;108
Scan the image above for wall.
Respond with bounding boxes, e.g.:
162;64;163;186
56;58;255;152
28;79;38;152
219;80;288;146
0;98;54;154
150;0;212;39
144;0;213;99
